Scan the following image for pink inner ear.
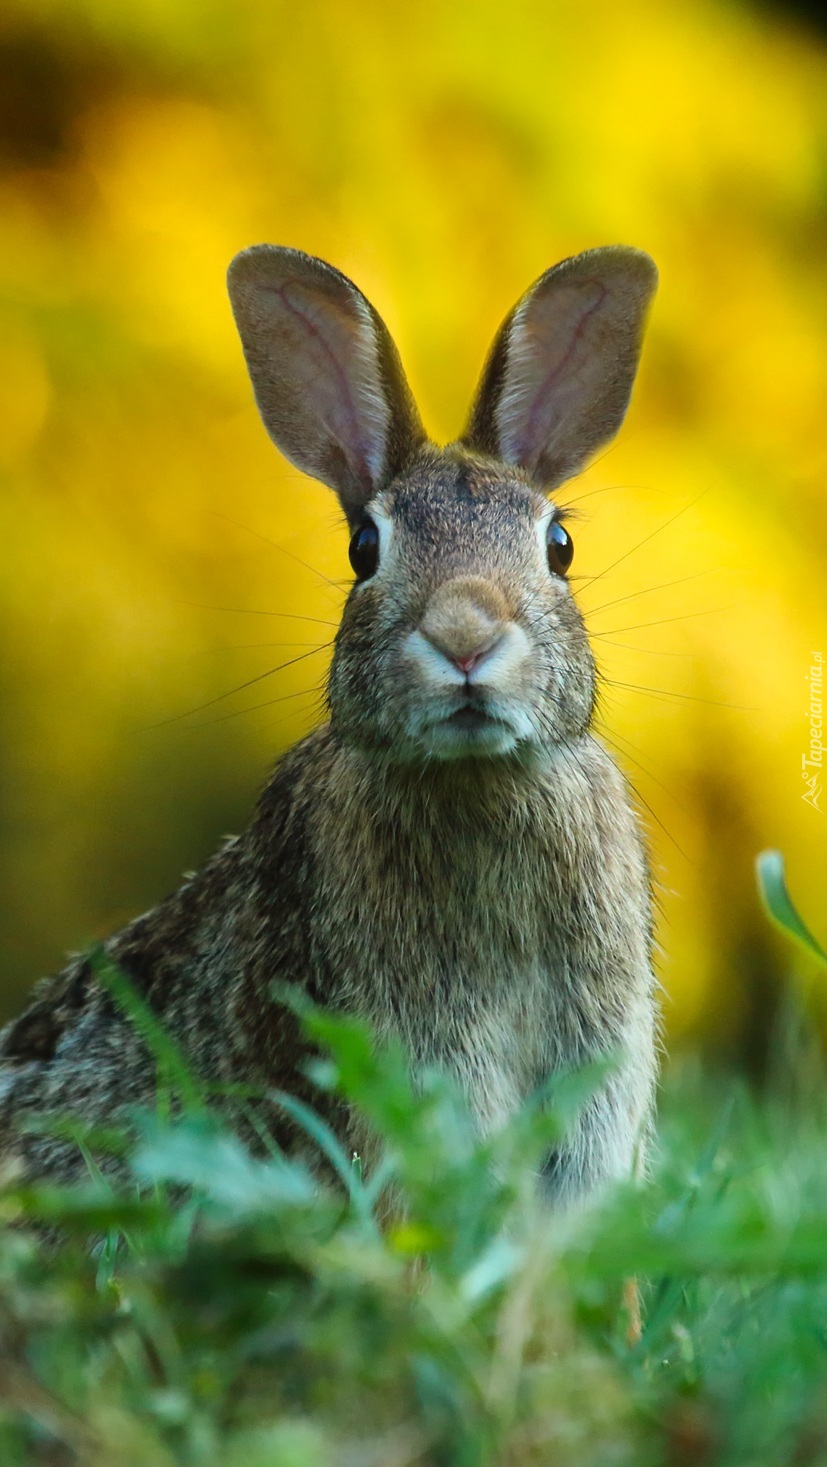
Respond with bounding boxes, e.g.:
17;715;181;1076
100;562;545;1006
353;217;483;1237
271;280;390;486
497;279;607;473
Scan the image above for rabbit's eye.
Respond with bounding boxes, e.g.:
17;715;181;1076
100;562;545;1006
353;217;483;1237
546;519;573;577
349;519;380;581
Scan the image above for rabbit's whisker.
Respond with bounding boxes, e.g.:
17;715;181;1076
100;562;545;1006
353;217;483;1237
593;718;694;820
533;690;688;864
141;643;335;731
598;677;758;712
589;637;694;657
593;605;732;637
259;691;329;739
575;491;710;592
581;571;716;620
210;511;346;597
172;600;340;627
171;683;328;733
187;641;332;654
539;673;690;843
592;727;691;864
556;482;643;509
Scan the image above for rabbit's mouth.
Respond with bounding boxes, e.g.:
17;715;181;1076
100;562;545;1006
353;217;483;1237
447;705;493;733
409;695;534;761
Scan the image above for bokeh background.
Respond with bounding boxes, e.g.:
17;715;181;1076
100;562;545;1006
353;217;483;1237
1;0;825;1069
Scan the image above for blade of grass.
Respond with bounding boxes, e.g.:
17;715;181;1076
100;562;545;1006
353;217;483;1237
756;851;827;965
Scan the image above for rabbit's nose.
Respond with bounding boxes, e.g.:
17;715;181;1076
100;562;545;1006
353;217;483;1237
453;649;488;676
420;577;509;673
424;629;504;678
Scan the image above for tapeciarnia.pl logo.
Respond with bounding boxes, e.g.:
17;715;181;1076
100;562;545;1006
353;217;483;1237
802;650;823;813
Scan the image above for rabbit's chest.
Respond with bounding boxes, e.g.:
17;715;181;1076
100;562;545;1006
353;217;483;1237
306;745;648;1134
325;820;553;996
318;828;565;1129
358;911;551;1135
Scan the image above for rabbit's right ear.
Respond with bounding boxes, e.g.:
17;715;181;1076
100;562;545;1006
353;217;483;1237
227;246;426;522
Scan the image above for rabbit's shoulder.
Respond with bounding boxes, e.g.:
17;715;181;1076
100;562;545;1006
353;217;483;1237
0;722;334;1082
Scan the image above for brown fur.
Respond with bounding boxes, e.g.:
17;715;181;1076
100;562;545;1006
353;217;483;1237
0;246;660;1202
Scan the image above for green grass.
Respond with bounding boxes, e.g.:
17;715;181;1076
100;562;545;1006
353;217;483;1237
1;853;826;1467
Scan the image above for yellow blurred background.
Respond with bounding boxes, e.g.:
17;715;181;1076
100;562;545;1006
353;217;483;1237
1;0;825;1069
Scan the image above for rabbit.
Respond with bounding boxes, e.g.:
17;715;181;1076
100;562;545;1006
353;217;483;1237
0;244;660;1206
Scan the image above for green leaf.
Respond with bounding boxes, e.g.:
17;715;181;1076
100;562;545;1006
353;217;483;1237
755;850;827;966
132;1117;317;1212
269;1088;376;1224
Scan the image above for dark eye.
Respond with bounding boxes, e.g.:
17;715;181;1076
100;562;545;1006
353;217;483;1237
546;519;573;576
348;518;380;581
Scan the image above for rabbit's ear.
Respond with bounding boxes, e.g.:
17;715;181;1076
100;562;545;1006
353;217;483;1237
461;247;657;488
227;246;426;521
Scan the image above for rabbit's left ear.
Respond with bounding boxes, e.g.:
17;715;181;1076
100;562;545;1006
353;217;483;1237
228;245;426;523
461;247;657;488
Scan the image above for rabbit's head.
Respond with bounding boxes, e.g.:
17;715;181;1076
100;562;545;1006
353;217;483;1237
228;246;656;764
